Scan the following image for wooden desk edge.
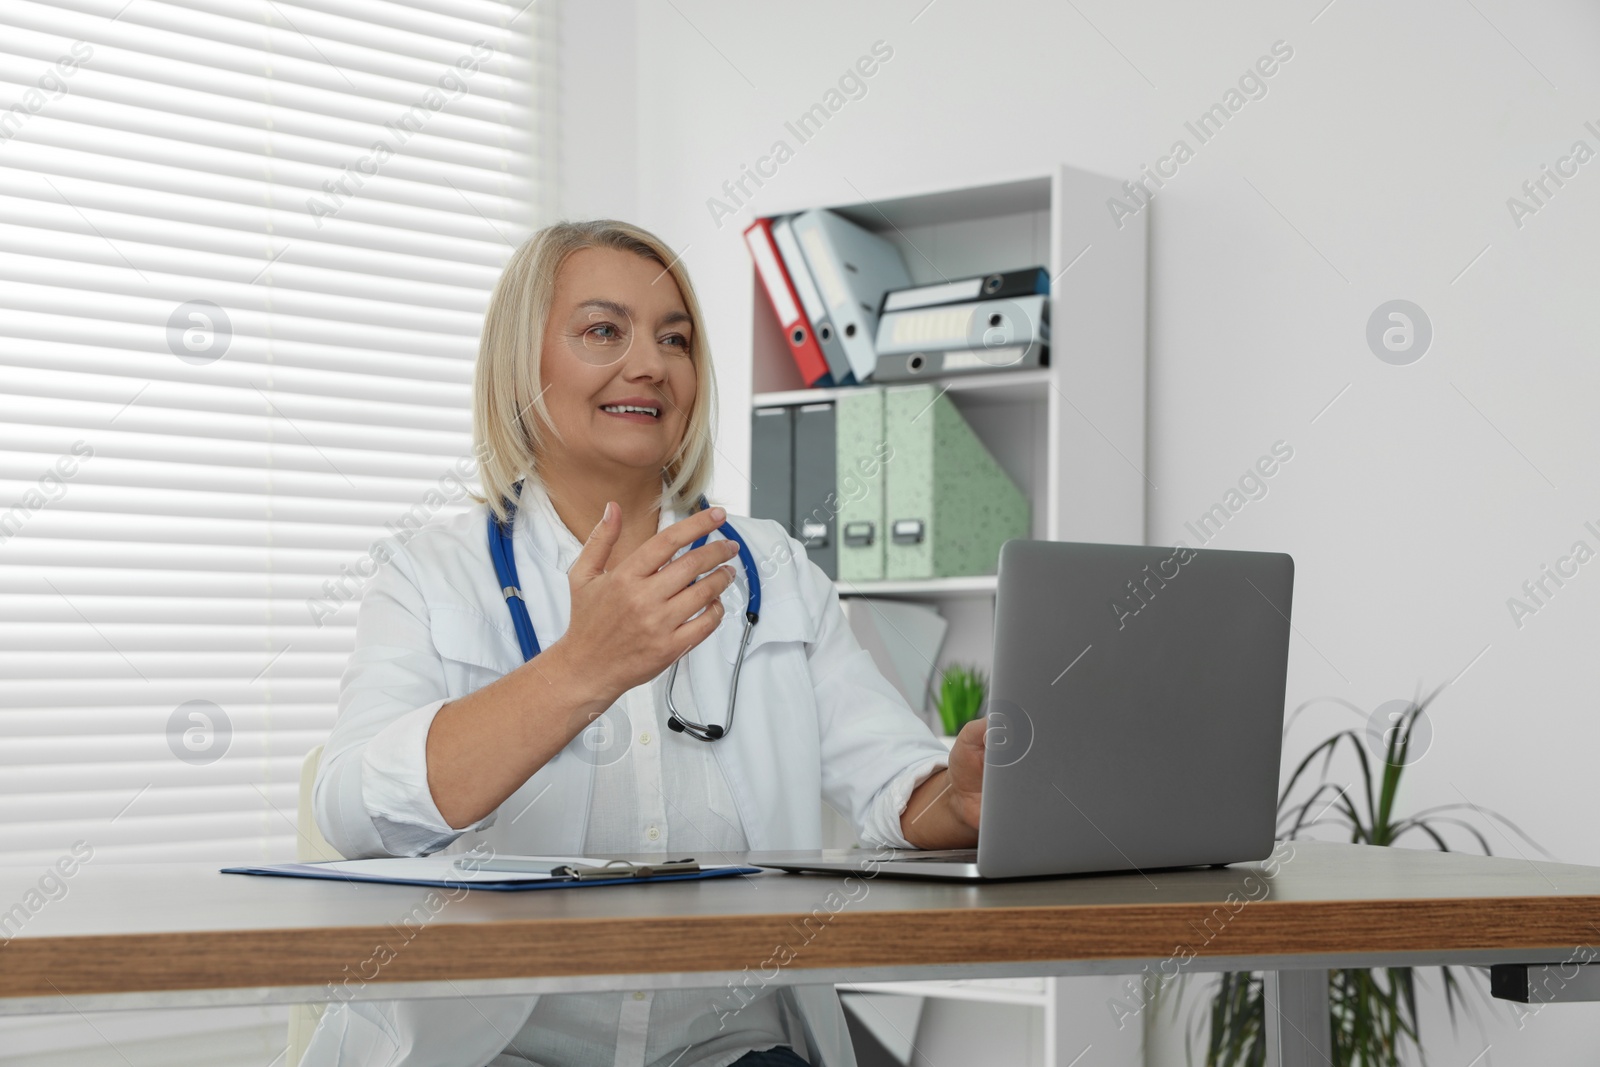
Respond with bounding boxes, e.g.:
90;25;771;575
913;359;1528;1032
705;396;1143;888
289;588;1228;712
6;895;1600;1000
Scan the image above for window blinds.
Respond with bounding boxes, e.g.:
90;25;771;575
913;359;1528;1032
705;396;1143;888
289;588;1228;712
0;0;539;866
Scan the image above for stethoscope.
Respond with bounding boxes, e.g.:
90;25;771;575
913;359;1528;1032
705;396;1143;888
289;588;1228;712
488;481;761;741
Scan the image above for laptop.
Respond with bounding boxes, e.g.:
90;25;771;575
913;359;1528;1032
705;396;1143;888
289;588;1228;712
754;539;1294;881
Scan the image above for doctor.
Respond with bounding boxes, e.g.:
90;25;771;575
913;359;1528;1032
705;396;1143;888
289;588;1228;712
306;219;985;1067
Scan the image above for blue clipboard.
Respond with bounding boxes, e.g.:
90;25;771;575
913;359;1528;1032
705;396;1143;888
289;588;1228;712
221;855;764;892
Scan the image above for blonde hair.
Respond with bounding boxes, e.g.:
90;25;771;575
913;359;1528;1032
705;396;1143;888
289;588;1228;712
469;219;718;526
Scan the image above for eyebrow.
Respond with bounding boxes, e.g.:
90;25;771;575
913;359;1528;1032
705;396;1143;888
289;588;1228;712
576;299;692;329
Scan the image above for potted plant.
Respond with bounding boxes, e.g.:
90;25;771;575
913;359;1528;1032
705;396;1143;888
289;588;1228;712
1159;683;1546;1066
935;664;987;737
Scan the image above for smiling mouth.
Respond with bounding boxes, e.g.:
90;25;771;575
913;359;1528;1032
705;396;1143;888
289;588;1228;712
599;403;662;419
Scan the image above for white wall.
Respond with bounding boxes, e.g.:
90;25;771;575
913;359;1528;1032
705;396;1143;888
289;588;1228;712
556;1;1600;1063
555;0;639;222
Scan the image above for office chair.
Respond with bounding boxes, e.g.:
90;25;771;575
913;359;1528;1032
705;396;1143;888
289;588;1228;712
287;745;342;1067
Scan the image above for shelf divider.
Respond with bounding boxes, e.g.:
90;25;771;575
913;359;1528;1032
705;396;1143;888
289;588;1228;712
834;574;998;598
752;368;1051;410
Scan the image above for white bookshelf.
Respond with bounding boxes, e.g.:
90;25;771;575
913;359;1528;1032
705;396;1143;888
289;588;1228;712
749;165;1147;1067
748;164;1146;687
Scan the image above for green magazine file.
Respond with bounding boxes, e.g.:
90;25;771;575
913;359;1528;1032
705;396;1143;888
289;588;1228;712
836;388;888;582
883;384;1030;580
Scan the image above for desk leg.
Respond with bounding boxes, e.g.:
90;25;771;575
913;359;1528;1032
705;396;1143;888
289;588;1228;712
1263;969;1332;1067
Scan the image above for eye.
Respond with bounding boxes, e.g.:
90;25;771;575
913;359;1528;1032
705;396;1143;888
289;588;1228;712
585;322;624;344
660;333;690;351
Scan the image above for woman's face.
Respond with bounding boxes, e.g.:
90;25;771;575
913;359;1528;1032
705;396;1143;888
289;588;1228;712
537;246;698;482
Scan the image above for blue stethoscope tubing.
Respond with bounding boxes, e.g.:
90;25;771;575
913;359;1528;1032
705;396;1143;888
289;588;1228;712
488;482;760;741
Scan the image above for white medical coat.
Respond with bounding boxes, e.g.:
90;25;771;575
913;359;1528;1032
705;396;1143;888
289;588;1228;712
302;485;950;1067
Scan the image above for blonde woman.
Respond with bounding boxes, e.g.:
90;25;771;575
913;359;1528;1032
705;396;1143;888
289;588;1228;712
306;220;986;1067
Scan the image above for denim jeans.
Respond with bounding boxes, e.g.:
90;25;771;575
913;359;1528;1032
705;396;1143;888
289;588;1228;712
729;1047;809;1067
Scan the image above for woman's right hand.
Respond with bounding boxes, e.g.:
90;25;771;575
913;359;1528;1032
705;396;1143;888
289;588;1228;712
555;501;742;699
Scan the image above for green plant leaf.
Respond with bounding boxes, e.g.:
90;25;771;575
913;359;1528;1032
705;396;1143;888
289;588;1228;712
935;663;988;736
1195;682;1543;1066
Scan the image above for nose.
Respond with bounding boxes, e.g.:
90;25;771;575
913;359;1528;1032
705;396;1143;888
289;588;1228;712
617;331;669;387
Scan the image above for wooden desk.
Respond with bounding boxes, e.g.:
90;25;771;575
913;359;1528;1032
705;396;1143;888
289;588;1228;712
4;841;1599;1067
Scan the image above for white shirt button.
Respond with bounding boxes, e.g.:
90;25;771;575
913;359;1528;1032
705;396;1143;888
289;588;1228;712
646;825;660;842
640;732;652;745
632;991;647;1001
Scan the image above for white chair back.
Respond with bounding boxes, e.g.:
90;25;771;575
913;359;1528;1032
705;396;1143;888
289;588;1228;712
286;744;341;1066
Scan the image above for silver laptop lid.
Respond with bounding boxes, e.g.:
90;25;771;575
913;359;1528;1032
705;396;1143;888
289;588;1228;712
978;541;1293;879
